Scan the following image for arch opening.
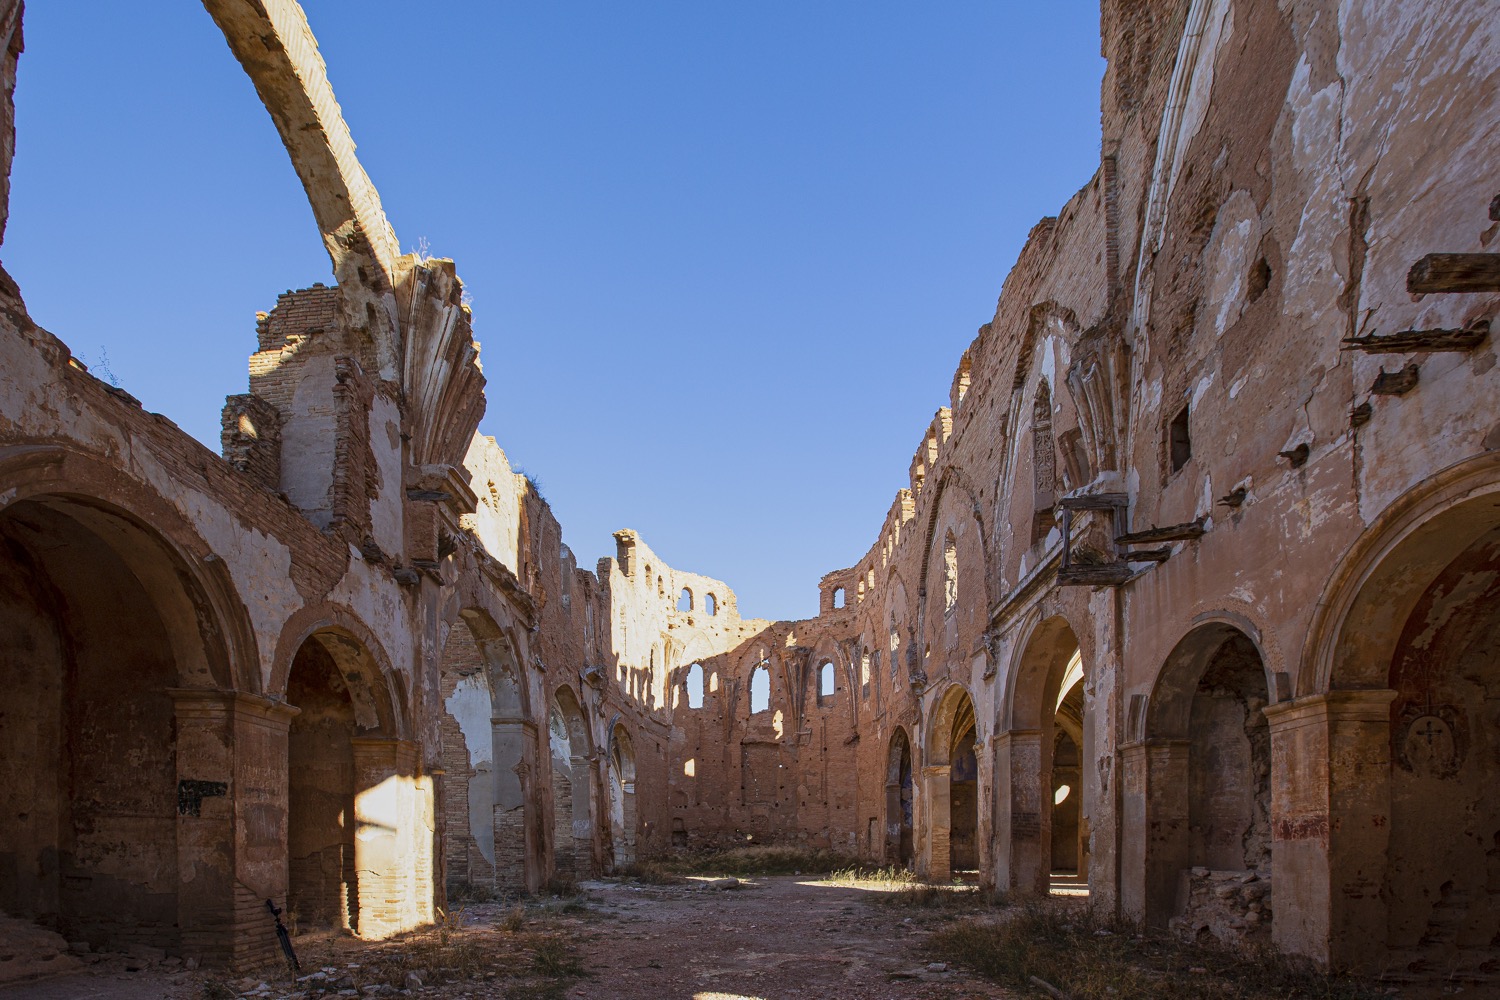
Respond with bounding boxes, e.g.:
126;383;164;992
1144;623;1271;937
886;728;914;868
926;685;979;878
1007;617;1087;896
439;617;531;898
549;688;594;881
1383;522;1500;971
0;495;220;953
608;725;637;870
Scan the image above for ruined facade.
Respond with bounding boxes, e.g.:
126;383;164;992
1;0;1497;980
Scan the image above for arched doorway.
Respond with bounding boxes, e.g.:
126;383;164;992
283;624;420;940
608;724;637;869
926;685;978;879
886;728;915;867
1299;462;1500;971
549;687;595;880
1002;616;1086;896
1384;525;1500;975
0;492;233;955
438;616;530;897
1051;651;1085;877
438;619;496;899
1142;623;1271;936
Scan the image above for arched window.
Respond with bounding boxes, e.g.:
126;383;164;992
750;664;770;715
860;648;871;700
705;593;717;616
685;663;704;709
943;529;958;616
677;588;693;612
819;661;836;703
832;587;845;610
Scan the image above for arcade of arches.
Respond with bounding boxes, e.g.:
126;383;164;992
0;0;1496;981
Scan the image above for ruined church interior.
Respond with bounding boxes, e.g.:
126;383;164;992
0;0;1497;997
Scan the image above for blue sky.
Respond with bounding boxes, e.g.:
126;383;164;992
3;3;1104;622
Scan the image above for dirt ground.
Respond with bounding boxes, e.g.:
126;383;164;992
0;876;1005;1000
0;877;1477;1000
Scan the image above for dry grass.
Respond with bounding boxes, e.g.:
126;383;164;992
879;882;1000;910
668;845;859;877
822;863;919;887
620;859;686;885
928;905;1383;999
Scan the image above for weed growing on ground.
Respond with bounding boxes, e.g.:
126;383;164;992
620;859;686;884
668;845;859;876
927;905;1383;999
499;905;526;932
878;882;998;910
823;863;919;887
200;980;236;1000
544;875;579;897
530;935;588;979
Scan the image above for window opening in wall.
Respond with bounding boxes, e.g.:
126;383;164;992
943;529;958;617
819;661;835;703
750;665;770;715
1169;404;1192;472
872;649;882;685
677;588;693;612
705;593;717;616
1032;380;1057;544
861;649;871;700
708;670;719;693
685;663;704;709
657;576;664;596
684;758;695;778
889;617;900;675
832;587;845;610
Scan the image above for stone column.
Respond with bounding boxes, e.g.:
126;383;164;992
1118;739;1190;927
993;729;1047;895
923;764;951;879
171;690;237;965
171;690;299;968
1265;690;1395;971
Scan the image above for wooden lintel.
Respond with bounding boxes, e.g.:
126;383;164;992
1342;321;1489;354
1116;518;1205;544
1407;253;1500;294
1127;547;1172;563
1057;562;1133;587
1057;492;1128;512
